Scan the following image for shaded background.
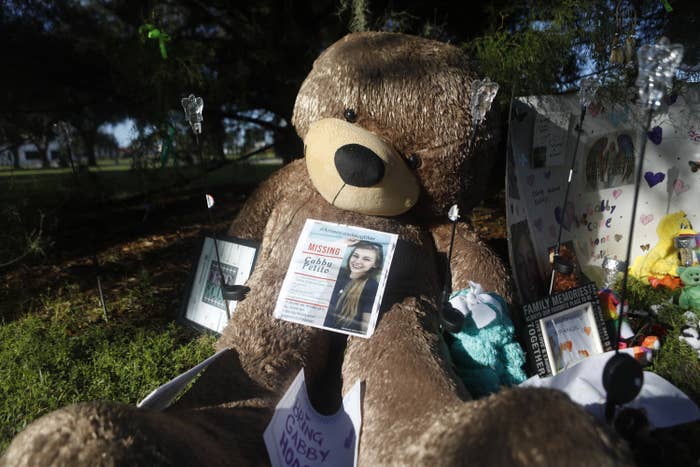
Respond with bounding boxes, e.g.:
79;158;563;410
0;0;699;457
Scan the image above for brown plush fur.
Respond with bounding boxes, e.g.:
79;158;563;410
401;388;634;466
1;400;272;467
1;32;631;466
293;32;501;218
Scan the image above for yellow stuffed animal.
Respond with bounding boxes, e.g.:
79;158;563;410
630;211;696;279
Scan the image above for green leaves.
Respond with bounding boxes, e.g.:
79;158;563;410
139;23;171;60
466;10;580;100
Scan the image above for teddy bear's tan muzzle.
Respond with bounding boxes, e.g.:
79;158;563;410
304;118;420;216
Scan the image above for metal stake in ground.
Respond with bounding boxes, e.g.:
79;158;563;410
204;194;232;320
548;77;599;295
440;78;499;333
203;196;250;315
182;94;249;319
54;120;109;320
602;36;684;424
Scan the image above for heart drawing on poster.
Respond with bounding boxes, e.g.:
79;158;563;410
588;102;604;118
612;189;622;199
647;126;662;145
554;203;575;231
673;178;690;195
640;214;654;226
644;171;665;188
689;129;700;143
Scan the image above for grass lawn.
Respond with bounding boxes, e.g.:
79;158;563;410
0;317;216;451
0;155;281;204
2;155;699;464
0;155;281;453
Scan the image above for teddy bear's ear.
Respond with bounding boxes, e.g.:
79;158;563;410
678;267;687;275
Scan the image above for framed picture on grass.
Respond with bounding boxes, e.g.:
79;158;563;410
180;234;259;334
522;282;613;377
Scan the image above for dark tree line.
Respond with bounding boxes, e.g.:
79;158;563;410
0;0;697;167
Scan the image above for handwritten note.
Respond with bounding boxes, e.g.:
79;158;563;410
264;369;362;467
531;112;570;168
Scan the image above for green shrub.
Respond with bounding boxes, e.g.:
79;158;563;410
621;277;700;404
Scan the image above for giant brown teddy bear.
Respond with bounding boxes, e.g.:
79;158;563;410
2;32;632;466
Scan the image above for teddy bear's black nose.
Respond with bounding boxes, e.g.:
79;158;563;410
334;144;385;187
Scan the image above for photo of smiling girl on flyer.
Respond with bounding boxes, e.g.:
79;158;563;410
323;240;384;333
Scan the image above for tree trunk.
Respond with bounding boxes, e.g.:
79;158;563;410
34;139;50;168
7;139;22;169
11;145;20;169
209;109;227;161
41;147;50;168
273;125;303;165
82;127;97;166
28;118;52;168
56;150;69;168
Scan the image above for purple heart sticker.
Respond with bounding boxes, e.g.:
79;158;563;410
647;126;662;145
644;171;665;188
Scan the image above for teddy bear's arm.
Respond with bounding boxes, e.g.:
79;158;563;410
431;222;513;303
227;159;309;241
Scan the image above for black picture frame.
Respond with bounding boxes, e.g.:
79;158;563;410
522;282;613;377
179;233;259;334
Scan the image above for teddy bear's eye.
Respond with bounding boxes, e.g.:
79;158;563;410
407;153;422;169
344;108;357;123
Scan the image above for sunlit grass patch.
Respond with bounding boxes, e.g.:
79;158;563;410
0;314;215;453
622;277;700;405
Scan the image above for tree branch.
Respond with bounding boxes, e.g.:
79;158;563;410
222;113;284;131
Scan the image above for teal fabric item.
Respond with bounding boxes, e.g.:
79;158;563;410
448;286;527;397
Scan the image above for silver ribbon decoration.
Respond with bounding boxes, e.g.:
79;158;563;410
448;204;460;222
470;77;499;126
181;94;204;134
636;37;684;110
578;76;599;108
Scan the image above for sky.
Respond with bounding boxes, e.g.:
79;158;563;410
100;120;136;148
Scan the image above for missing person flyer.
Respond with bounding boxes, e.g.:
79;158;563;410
273;219;397;338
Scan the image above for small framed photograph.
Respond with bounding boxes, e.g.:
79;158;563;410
180;234;259;334
522;283;613;377
539;302;604;375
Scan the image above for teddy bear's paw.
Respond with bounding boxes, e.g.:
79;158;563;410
399;388;633;466
1;401;260;467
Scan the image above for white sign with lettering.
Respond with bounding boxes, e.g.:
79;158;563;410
264;369;362;467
